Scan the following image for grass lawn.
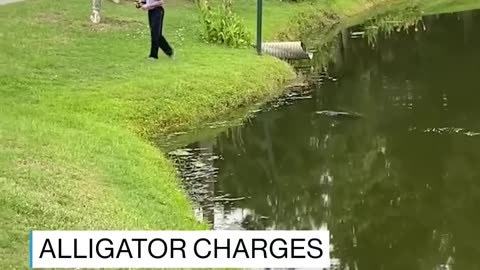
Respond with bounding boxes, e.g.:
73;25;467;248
421;0;480;14
2;0;477;268
0;0;296;267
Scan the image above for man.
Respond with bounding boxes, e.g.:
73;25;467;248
141;0;174;60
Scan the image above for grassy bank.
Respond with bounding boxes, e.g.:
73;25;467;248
1;0;464;267
0;0;296;267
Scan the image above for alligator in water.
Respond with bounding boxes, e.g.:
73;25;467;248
315;110;364;119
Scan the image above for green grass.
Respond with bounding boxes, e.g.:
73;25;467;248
421;0;480;14
0;0;295;267
2;0;476;268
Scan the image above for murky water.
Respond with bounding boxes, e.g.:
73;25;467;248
168;8;480;270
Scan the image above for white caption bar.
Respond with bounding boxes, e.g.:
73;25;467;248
30;230;330;268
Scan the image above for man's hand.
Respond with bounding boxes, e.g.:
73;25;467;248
141;4;150;10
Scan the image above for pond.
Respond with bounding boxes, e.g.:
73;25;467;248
166;6;480;270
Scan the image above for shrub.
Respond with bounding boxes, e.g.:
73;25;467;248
197;0;253;48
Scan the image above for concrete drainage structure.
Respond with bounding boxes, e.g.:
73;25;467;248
261;41;313;61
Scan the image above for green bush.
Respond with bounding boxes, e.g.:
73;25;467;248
197;0;253;48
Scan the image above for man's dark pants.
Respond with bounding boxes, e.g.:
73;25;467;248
148;7;173;59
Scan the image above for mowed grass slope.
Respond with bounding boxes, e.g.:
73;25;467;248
3;0;473;268
0;0;295;267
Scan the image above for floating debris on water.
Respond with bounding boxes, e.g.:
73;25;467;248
207;155;220;161
260;89;315;111
351;31;365;37
249;108;262;114
168;149;193;156
465;131;480;136
193;161;206;168
207;120;230;129
408;127;480;136
289;95;313;100
214;196;245;202
172;131;187;136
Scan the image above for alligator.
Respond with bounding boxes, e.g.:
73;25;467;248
315;110;364;119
